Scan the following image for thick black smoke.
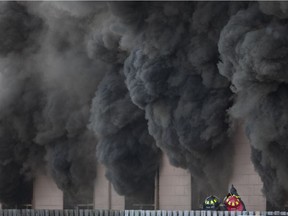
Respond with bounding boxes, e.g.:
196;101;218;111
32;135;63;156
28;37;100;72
28;1;106;204
118;2;247;194
0;2;42;55
89;70;161;197
218;3;288;206
2;0;288;208
0;1;45;206
0;1;102;206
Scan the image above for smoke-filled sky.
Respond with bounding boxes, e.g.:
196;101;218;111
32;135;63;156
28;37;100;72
1;1;288;207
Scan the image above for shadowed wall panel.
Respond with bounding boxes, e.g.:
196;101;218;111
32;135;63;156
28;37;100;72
33;175;63;209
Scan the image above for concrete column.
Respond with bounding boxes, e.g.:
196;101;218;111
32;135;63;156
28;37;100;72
229;122;266;211
94;163;124;210
158;154;191;210
33;175;63;209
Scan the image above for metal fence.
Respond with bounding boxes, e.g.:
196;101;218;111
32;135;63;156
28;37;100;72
0;210;287;216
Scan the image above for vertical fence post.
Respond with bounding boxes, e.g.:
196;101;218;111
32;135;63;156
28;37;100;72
224;211;229;216
118;210;123;216
134;210;140;216
87;209;92;216
114;210;119;216
64;209;69;216
275;211;281;216
267;211;273;216
218;210;224;216
119;210;124;216
156;210;161;216
124;210;129;216
140;210;144;216
3;209;8;216
93;210;97;216
260;211;267;216
167;211;172;216
255;211;261;216
99;210;103;216
40;210;45;216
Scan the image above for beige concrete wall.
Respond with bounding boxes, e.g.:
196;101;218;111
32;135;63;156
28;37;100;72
158;154;191;210
94;163;124;210
31;124;266;211
33;175;63;209
229;122;266;211
111;185;125;210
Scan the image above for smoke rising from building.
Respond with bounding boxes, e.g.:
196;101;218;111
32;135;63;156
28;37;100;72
218;3;288;206
0;1;287;207
89;70;161;197
121;2;247;194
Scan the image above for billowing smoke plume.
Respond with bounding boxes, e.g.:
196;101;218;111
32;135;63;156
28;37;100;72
89;70;161;197
0;1;102;205
2;0;288;208
218;3;288;206
118;2;247;194
0;1;44;205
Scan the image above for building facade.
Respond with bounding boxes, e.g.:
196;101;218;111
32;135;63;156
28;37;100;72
23;123;267;210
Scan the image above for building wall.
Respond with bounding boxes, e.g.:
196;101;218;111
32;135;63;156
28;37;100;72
94;163;124;210
229;122;266;211
33;175;63;209
31;123;266;211
111;186;125;210
158;154;191;210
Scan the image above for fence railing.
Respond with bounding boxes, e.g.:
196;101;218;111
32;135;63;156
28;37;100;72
0;210;287;216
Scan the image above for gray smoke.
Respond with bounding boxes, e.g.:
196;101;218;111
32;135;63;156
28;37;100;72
0;1;103;206
86;3;162;197
2;0;288;208
119;2;247;194
0;1;45;206
89;70;161;197
28;1;107;203
218;3;288;206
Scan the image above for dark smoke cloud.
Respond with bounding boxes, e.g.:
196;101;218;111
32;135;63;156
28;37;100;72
86;2;162;198
0;2;42;56
29;1;105;202
0;1;102;205
119;2;247;194
259;2;288;19
0;1;45;205
2;0;288;208
218;3;288;206
89;70;161;197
